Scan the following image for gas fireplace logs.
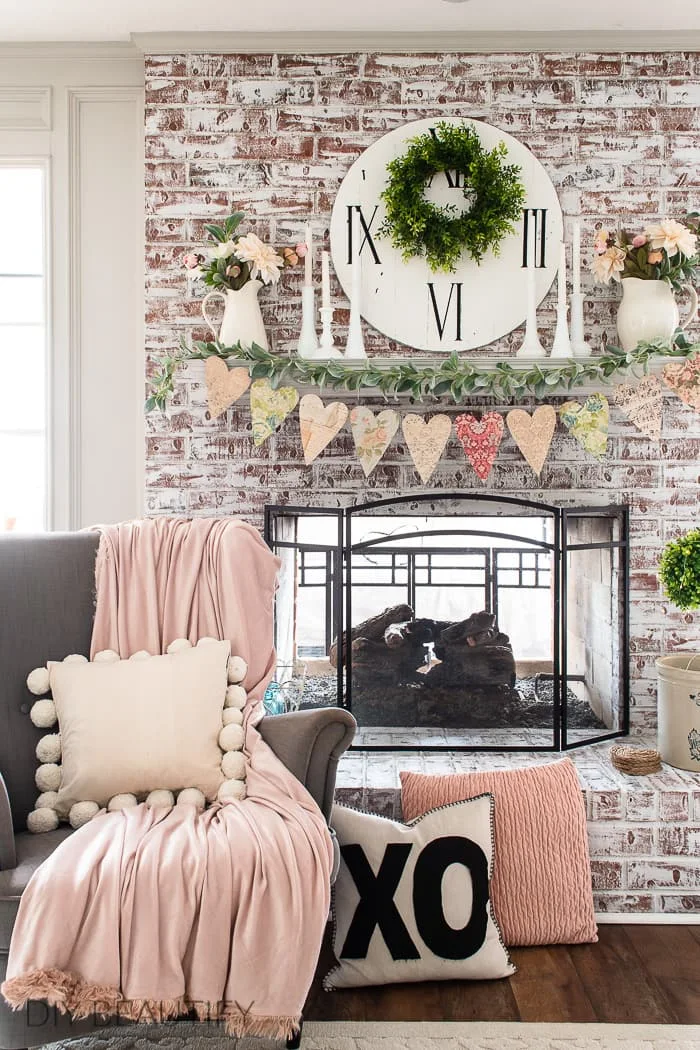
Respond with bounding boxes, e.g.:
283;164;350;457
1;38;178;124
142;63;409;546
331;607;516;690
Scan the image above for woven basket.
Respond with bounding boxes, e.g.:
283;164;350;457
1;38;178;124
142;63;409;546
610;744;662;776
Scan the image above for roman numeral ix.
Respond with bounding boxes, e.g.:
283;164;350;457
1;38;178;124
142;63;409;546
346;204;382;265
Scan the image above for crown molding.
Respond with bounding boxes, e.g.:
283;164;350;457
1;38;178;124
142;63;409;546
0;41;141;62
131;29;700;53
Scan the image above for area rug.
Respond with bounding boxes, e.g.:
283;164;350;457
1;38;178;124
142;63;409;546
44;1020;700;1050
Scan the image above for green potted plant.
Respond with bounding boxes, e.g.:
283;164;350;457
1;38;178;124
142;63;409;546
656;528;700;770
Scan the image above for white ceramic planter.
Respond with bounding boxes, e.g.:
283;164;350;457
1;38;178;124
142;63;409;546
656;653;700;771
616;277;697;353
201;280;269;350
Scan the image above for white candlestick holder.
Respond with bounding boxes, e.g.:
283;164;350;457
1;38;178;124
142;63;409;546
345;295;367;359
570;292;593;357
550;304;573;359
296;285;320;359
318;306;342;358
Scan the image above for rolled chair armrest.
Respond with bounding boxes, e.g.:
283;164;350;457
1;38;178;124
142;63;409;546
258;708;356;821
0;771;17;870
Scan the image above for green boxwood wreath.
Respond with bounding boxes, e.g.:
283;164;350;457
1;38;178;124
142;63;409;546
659;528;700;610
379;121;527;273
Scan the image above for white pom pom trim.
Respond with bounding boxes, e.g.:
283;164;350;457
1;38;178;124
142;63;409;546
35;763;61;792
166;638;192;654
221;751;246;781
218;779;246;802
35;791;59;810
129;650;151;661
36;733;61;764
107;793;138;811
197;637;218;646
177;787;206;811
93;649;120;663
69;801;100;829
26;667;50;696
218;723;244;752
227;656;247;684
27;807;59;833
145;789;175;808
63;654;88;664
30;698;57;729
224;685;246;709
222;707;243;727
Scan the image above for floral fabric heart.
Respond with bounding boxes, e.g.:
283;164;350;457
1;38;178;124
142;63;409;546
204;357;251;419
250;379;299;446
559;393;609;459
454;412;504;482
350;406;400;477
506;405;556;477
402;413;452;484
614;374;663;440
299;394;349;465
662;353;700;414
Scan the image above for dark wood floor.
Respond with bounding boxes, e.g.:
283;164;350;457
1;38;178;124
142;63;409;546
305;925;700;1024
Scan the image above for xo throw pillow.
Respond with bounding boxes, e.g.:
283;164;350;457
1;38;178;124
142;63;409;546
400;759;598;947
325;797;514;989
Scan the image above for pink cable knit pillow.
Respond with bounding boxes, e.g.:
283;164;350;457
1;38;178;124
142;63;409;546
400;759;597;947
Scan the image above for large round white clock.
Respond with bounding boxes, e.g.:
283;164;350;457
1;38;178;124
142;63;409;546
329;117;563;353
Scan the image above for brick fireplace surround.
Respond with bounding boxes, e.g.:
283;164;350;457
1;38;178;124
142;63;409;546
144;50;700;916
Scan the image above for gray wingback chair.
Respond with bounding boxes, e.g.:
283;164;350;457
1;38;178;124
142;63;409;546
0;532;355;1049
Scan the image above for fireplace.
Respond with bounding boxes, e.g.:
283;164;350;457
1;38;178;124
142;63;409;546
264;495;629;751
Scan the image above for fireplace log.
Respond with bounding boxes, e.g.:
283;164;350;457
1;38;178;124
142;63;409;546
329;603;413;668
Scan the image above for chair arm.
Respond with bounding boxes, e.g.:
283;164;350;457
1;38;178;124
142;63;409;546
258;708;356;822
0;772;16;870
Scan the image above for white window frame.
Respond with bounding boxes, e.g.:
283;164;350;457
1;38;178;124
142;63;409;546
0;154;52;529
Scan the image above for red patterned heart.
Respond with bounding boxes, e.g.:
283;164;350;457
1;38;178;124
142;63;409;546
455;412;505;482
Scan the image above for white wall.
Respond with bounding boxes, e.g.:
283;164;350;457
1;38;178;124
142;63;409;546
0;45;144;529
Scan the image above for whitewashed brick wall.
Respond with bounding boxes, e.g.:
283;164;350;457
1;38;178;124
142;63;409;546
144;51;700;733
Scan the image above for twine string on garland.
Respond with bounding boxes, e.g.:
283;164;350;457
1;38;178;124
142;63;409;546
145;332;699;414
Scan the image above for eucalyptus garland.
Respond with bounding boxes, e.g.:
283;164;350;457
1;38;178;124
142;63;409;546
145;332;698;414
379;122;526;273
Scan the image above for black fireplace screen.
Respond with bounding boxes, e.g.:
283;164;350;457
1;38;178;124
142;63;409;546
264;494;630;752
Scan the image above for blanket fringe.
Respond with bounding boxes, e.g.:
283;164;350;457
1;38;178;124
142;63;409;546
1;970;299;1040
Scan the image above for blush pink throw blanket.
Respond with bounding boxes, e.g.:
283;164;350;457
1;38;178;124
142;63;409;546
3;518;333;1040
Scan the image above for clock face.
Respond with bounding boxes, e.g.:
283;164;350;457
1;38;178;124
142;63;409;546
329;117;563;354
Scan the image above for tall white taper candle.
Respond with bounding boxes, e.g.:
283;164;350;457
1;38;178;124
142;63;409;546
345;254;367;358
572;220;581;297
557;241;567;308
321;250;330;310
304;224;313;287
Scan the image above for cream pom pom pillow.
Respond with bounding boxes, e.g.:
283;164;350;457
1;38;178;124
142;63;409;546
25;640;251;832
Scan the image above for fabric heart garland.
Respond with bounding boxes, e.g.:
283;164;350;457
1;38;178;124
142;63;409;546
249;379;299;446
454;412;504;482
614;374;663;439
204;357;251;419
402;413;452;484
350;406;400;477
662;354;700;414
299;395;348;465
506;405;557;477
559;394;609;459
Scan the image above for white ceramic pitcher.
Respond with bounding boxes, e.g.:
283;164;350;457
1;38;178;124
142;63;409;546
201;280;269;350
616;277;698;353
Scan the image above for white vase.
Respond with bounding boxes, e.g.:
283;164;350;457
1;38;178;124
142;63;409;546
201;280;269;350
616;277;697;353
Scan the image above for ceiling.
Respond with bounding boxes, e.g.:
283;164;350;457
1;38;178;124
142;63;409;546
0;0;696;42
